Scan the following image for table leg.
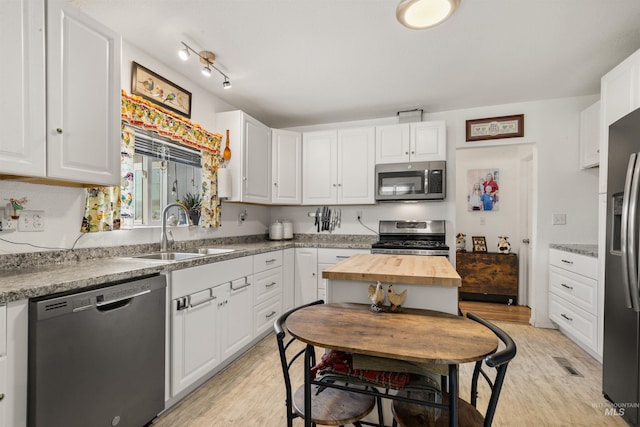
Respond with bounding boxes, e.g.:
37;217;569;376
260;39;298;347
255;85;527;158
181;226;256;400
304;344;313;427
448;364;458;427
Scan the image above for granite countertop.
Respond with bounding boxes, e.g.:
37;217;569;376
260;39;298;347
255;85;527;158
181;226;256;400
322;253;461;287
549;243;598;258
0;235;376;304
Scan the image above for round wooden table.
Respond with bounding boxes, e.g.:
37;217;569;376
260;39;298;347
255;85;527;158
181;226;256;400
286;303;499;427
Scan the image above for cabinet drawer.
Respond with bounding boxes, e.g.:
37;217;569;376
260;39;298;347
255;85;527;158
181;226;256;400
549;293;597;351
171;256;252;299
549;266;597;314
317;248;370;264
253;267;282;305
253;250;283;273
549;249;597;279
254;295;282;336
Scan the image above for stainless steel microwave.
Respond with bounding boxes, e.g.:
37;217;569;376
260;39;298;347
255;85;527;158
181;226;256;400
375;161;446;201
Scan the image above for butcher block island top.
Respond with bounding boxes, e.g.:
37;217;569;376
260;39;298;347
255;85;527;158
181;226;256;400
322;254;461;287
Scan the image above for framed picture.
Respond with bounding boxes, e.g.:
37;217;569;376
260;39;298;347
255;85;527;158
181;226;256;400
466;114;524;142
131;62;192;118
467;168;500;211
472;236;487;252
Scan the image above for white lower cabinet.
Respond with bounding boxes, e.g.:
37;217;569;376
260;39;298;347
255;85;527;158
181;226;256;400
548;249;599;359
317;248;370;301
253;250;284;337
170;256;252;397
221;277;253;361
294;248;319;306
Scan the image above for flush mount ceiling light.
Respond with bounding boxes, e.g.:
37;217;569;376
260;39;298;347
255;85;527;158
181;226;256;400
396;0;460;30
178;42;231;89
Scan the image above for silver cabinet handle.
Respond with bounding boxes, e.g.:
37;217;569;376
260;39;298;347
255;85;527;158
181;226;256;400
561;259;574;265
266;281;276;288
561;313;573;321
265;311;276;319
56;128;63;134
335;255;349;260
231;278;250;291
561;283;573;290
188;291;217;309
265;259;276;264
273;182;278;186
311;272;316;276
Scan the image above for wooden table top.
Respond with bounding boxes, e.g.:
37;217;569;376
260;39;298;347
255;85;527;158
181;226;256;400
287;303;498;365
321;254;461;287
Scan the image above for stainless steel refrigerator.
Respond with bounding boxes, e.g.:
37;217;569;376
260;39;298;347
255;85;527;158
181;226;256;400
604;107;640;426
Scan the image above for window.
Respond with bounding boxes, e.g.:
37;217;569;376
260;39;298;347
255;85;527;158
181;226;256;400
129;130;202;226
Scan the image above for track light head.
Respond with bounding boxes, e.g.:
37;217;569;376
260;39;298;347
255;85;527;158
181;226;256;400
223;78;231;89
178;46;190;61
201;66;212;77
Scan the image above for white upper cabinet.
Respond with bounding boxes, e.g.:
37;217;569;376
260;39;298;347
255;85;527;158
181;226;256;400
0;0;121;186
0;0;46;178
216;111;271;203
375;121;446;164
271;129;302;204
579;101;600;169
47;0;121;185
302;127;375;205
599;47;640;193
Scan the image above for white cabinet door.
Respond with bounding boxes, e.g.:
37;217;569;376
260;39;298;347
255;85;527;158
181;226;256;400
337;127;375;204
171;287;221;396
375;124;410;164
580;101;600;169
272;129;302;204
243;116;271;203
221;278;253;360
282;248;295;312
0;0;46;177
410;121;447;161
302;131;337;205
294;248;318;306
46;0;121;186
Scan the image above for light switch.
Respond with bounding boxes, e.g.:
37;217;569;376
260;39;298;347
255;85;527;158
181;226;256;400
552;213;566;225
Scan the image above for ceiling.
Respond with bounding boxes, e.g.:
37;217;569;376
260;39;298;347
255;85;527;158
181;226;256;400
73;0;640;129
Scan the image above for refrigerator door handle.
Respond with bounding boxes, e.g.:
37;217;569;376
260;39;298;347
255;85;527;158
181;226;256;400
621;154;636;310
631;156;640;312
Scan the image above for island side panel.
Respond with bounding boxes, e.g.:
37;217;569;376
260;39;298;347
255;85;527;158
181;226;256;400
326;279;459;315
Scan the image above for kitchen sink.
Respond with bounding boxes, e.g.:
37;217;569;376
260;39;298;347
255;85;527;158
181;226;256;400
131;252;206;261
196;248;236;255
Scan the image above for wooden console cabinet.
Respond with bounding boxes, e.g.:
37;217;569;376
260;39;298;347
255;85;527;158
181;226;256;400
456;252;518;304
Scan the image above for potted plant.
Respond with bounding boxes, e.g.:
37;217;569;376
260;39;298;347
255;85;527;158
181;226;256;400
179;192;201;225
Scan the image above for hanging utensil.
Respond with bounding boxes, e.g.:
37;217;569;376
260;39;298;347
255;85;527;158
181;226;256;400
223;129;232;161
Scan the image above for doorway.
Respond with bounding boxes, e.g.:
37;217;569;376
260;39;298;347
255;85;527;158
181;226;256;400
455;143;535;310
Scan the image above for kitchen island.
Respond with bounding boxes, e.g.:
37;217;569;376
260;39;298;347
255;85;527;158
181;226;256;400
323;254;461;315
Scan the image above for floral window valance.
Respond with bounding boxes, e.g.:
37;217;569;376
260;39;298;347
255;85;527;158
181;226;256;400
121;90;221;155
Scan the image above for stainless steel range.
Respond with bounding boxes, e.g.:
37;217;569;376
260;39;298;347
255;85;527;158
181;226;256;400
371;220;449;256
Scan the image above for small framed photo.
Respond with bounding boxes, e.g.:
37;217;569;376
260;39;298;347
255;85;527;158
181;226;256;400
466;114;524;142
131;61;192;118
472;236;487;252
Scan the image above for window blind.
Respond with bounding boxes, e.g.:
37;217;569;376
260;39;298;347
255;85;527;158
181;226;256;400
132;129;201;168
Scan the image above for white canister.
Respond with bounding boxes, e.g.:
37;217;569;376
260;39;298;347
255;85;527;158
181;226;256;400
281;219;293;239
269;221;283;240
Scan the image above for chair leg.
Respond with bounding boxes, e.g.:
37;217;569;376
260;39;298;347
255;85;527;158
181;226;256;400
376;396;385;426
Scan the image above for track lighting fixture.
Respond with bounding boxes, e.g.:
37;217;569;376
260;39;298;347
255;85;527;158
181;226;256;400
178;41;231;89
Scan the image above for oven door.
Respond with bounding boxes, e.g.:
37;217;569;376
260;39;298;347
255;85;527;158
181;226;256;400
375;161;445;201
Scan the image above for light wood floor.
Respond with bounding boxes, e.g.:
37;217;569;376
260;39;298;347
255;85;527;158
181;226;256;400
459;301;531;324
152;321;626;427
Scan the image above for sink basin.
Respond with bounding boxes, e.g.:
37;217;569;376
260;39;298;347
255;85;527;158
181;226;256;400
132;252;206;261
196;248;236;255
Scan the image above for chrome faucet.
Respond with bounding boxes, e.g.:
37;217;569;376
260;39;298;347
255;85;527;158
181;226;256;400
160;203;192;252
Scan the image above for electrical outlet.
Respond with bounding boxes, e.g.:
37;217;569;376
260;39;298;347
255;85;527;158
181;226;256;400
552;213;566;225
18;210;45;232
1;219;17;231
356;210;363;221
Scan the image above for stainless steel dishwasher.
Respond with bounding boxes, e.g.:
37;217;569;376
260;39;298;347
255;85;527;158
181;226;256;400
28;274;166;427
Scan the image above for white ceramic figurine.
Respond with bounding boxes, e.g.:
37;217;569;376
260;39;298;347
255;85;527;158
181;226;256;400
497;235;511;254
